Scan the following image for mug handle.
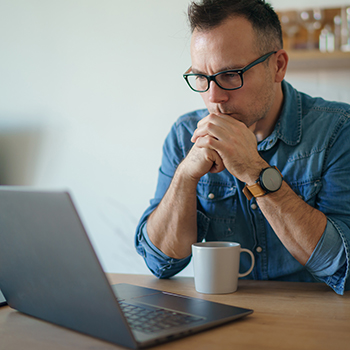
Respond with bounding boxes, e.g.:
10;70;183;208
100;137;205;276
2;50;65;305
238;248;255;278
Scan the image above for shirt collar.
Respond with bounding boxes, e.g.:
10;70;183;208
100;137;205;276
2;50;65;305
258;80;302;151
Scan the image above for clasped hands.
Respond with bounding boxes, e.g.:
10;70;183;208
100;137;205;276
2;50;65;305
184;113;267;184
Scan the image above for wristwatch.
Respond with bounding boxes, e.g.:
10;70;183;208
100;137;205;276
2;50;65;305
243;166;283;200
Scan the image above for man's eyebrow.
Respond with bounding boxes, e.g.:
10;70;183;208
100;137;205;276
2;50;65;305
191;68;207;75
191;65;243;75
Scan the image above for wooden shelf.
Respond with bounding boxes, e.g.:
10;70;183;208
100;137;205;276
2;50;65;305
286;50;350;70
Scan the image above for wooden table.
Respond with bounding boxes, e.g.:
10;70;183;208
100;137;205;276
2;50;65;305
0;274;349;350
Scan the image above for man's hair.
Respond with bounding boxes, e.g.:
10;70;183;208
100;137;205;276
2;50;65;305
188;0;283;54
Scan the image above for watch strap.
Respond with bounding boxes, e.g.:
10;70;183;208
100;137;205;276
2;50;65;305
242;182;266;200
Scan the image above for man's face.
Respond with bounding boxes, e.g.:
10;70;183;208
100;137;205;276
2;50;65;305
190;16;277;130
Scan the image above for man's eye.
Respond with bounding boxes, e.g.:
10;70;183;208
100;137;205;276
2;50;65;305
222;73;239;79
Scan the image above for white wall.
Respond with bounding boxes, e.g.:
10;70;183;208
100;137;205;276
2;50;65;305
1;0;350;277
0;0;202;276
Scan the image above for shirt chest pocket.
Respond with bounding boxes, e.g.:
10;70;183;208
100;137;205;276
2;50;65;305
289;179;322;207
197;182;237;239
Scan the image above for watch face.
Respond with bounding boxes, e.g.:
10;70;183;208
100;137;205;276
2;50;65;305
260;167;283;192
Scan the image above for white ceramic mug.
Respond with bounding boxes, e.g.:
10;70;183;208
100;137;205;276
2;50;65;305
192;242;255;294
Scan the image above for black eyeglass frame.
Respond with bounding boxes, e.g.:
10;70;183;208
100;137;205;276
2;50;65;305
183;51;277;93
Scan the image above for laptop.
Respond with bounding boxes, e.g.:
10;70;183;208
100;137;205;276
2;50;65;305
0;188;253;349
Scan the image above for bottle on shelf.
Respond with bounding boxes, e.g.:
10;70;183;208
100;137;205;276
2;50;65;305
319;25;335;52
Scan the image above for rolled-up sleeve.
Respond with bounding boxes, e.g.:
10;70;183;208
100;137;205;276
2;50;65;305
135;208;211;278
305;115;350;295
135;222;192;278
306;219;348;295
134;112;210;278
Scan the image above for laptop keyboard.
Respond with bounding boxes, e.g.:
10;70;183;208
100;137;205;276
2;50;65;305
119;301;204;334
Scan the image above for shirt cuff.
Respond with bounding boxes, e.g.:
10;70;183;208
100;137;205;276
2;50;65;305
136;222;192;278
135;210;210;279
306;219;347;294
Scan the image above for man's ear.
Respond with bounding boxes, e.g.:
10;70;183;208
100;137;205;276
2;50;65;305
274;50;289;83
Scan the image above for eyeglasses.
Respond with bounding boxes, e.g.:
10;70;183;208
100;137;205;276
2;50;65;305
183;51;277;93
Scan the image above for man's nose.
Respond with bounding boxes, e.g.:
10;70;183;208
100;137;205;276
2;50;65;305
208;80;229;104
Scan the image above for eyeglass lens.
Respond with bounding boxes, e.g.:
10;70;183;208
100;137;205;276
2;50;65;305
187;71;242;92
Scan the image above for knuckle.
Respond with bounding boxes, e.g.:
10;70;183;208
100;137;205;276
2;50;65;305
206;122;215;132
205;135;216;146
207;114;216;122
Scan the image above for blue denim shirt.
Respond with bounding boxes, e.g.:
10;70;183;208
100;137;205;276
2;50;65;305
135;81;350;295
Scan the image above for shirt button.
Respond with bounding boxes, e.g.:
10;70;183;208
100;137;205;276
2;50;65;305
208;193;215;199
251;203;258;210
256;246;263;253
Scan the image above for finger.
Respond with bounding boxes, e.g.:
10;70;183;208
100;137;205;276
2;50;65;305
192;127;220;143
209;157;225;173
197;144;225;174
201;112;247;131
192;113;218;143
197;112;230;126
192;117;224;143
194;134;219;150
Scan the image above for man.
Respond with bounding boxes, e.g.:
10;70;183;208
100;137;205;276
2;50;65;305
135;0;350;295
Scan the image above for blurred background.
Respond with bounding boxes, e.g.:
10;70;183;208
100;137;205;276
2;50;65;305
1;0;350;277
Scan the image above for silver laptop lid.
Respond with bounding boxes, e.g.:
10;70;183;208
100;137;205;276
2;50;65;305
0;188;137;349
